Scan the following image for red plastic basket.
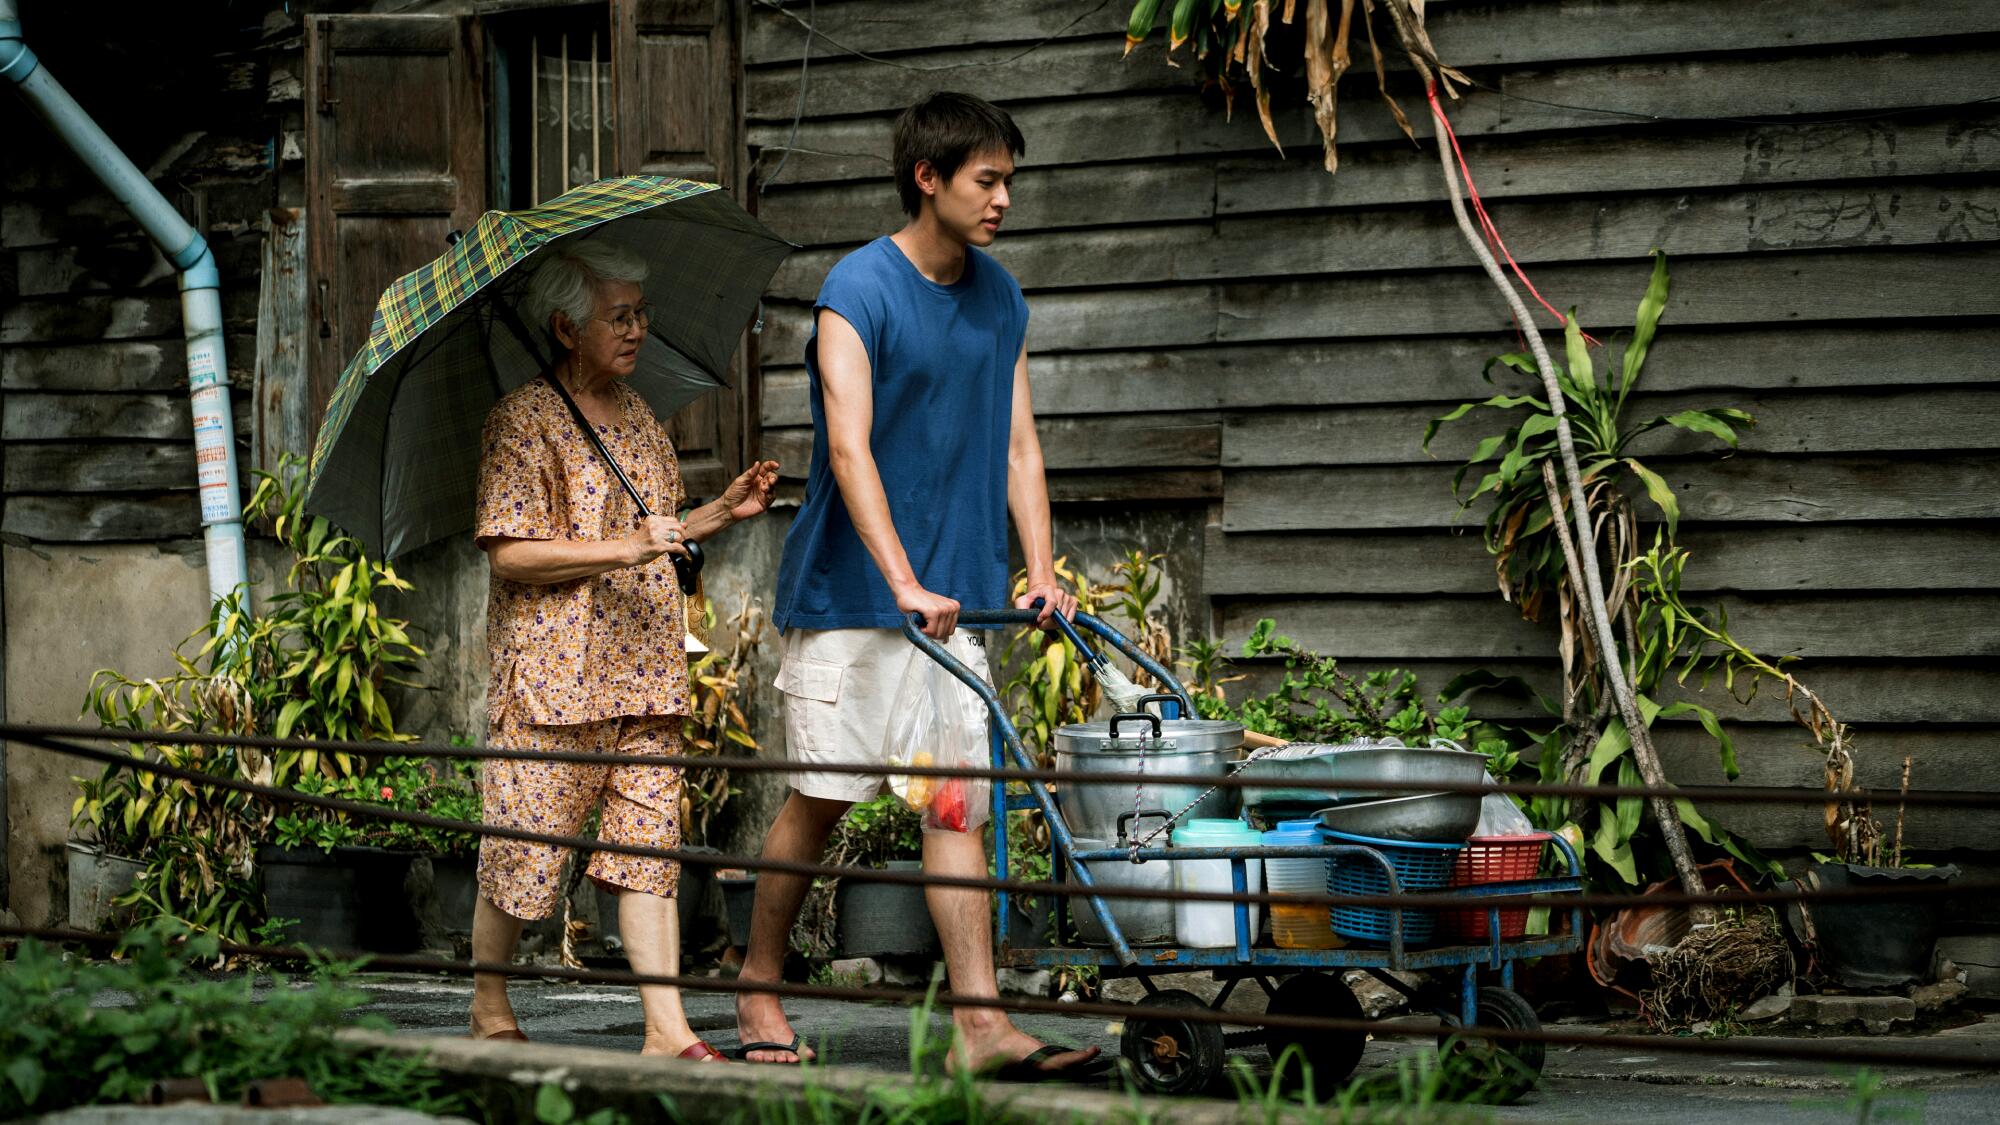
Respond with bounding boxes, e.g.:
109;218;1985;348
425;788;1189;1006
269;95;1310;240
1442;833;1547;941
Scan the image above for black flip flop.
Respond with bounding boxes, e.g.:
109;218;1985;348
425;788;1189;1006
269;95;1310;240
730;1034;810;1064
989;1044;1114;1083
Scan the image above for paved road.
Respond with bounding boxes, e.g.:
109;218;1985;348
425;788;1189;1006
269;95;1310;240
350;973;2000;1122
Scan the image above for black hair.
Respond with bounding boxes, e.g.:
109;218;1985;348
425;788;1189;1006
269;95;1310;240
890;92;1026;218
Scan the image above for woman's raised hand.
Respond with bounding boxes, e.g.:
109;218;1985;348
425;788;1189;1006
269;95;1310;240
627;514;691;566
722;460;781;523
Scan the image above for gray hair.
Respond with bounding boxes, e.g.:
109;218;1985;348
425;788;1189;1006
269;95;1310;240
524;238;650;344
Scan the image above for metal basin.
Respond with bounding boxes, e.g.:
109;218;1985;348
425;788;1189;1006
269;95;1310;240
1315;792;1482;843
1240;742;1489;809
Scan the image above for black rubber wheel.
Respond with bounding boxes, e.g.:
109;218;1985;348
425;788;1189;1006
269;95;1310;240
1263;972;1367;1087
1437;985;1545;1103
1119;989;1228;1096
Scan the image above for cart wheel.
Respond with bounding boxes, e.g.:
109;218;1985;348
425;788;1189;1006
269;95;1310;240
1263;972;1366;1087
1437;986;1545;1103
1119;989;1226;1096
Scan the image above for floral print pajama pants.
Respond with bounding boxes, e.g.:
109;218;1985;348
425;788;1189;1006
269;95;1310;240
475;704;686;920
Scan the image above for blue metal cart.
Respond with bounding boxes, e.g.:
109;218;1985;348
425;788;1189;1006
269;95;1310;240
904;608;1585;1097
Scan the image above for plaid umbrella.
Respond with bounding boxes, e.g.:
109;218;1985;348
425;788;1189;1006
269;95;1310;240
303;175;793;559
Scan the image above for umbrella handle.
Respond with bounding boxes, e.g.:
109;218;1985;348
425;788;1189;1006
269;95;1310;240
677;540;704;596
542;372;703;596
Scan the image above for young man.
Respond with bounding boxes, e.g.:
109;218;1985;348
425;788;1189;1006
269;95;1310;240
734;93;1099;1078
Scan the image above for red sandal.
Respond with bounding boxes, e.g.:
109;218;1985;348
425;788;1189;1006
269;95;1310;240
677;1040;729;1063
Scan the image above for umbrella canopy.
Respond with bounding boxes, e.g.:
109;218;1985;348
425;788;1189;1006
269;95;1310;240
304;175;793;559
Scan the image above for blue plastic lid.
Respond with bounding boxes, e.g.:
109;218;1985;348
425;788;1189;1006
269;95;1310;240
1262;818;1322;844
1172;817;1260;844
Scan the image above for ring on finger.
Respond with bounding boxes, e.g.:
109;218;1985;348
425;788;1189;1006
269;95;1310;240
666;530;681;543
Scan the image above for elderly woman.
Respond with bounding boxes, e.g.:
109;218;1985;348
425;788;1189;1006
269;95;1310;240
466;239;779;1060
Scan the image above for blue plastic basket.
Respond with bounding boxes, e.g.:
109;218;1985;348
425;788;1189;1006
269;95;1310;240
1320;827;1465;944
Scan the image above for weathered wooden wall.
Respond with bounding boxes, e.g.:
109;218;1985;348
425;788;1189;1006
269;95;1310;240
745;0;2000;857
1;4;274;542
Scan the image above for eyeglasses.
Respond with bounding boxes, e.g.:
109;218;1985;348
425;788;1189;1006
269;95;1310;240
594;304;652;337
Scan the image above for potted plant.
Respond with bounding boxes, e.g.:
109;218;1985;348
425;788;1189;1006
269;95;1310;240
1789;756;1959;990
1000;807;1057;949
80;456;426;945
264;755;477;953
384;750;485;948
786;794;934;960
65;754;150;932
80;661;276;944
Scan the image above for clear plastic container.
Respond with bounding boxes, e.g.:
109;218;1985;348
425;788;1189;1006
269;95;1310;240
1171;818;1264;948
1262;818;1341;949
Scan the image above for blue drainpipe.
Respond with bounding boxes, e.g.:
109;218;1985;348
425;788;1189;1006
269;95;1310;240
1;1;249;609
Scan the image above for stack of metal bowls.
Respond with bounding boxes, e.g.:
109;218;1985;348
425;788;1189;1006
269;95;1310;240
1238;739;1487;842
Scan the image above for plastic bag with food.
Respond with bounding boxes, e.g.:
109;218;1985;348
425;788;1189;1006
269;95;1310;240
884;651;990;833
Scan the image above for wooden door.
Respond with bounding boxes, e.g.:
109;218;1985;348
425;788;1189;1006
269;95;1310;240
306;14;487;424
612;0;744;502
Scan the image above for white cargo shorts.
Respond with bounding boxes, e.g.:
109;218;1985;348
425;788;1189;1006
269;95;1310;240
774;627;993;803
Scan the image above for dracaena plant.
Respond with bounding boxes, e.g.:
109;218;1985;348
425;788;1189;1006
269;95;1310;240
1425;252;1780;885
1629;541;1881;866
1424;251;1754;718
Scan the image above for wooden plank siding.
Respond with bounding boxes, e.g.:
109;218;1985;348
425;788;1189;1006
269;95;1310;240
0;0;272;545
743;1;2000;854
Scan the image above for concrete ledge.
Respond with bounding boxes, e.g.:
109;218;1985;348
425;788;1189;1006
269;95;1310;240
337;1030;1333;1124
1789;994;1917;1034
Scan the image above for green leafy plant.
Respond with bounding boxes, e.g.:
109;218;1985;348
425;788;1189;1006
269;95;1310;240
1630;542;1883;865
79;454;428;938
67;751;153;859
532;1083;631;1125
1194;619;1517;763
1424;252;1753;682
65;709;267;940
235;452;426;775
0;923;471;1119
999;555;1107;765
1424;252;1827;885
269;755;482;855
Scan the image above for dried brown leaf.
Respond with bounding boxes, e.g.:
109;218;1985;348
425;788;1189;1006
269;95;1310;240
1248;0;1282;154
1303;0;1356;174
1356;0;1416;142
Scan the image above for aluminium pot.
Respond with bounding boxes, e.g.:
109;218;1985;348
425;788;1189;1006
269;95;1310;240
1068;815;1178;947
1051;711;1245;845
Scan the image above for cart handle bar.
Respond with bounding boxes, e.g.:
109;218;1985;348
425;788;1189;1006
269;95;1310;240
900;607;1193;712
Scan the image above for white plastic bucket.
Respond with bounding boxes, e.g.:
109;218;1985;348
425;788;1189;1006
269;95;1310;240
1171;818;1264;947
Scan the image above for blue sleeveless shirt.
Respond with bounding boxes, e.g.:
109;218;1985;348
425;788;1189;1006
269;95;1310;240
773;237;1028;631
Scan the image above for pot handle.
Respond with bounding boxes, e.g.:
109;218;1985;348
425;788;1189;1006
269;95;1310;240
1136;692;1189;720
1116;809;1173;847
1107;712;1163;741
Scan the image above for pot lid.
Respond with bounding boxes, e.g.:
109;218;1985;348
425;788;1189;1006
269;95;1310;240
1054;713;1244;753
